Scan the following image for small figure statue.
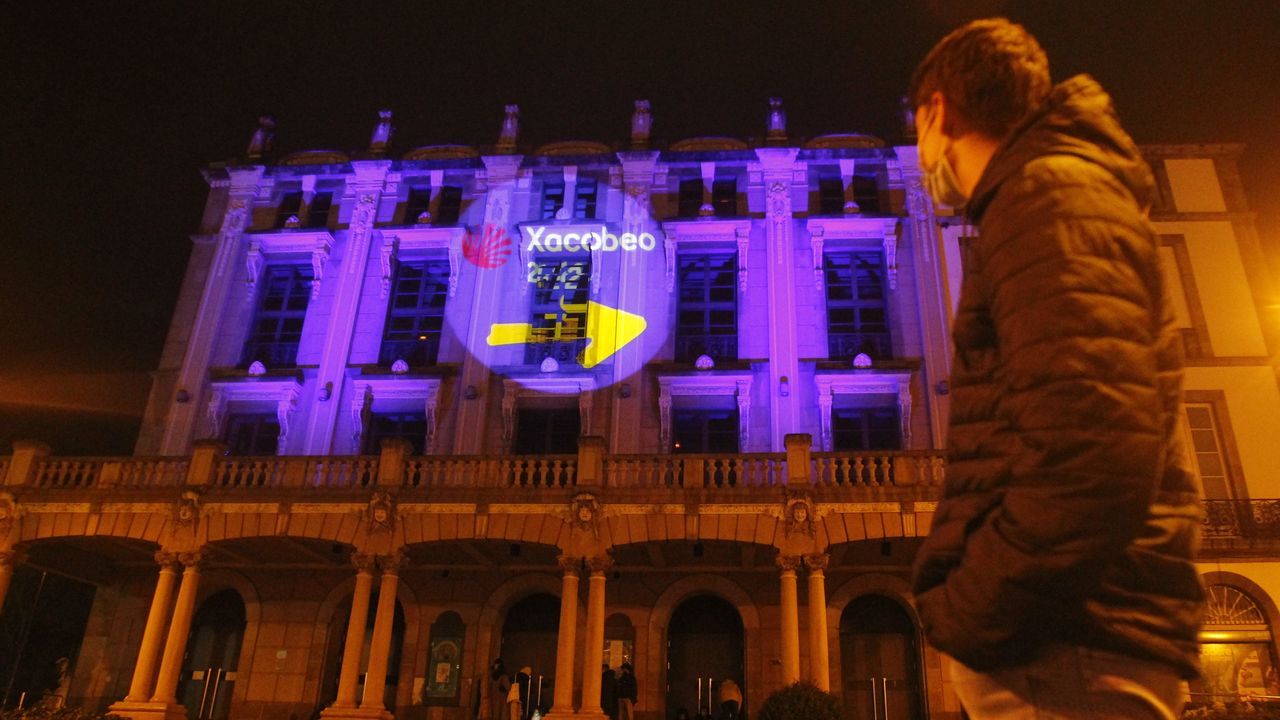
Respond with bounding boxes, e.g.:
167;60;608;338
369;109;393;154
767;97;787;139
498;104;520;151
630;99;652;147
246;115;276;160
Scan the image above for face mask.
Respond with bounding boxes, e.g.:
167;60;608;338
918;109;968;208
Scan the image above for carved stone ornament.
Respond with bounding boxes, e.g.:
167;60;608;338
0;548;28;568
775;554;803;573
368;490;396;533
630;99;652;147
177;551;205;569
587;553;615;574
377;550;407;574
154;550;180;569
570;493;602;534
0;492;16;538
557;554;582;576
350;552;378;574
804;553;830;572
246;115;276;159
783;493;816;538
369;109;394;154
767;97;787;139
175;490;201;529
498;104;520;150
248;360;267;376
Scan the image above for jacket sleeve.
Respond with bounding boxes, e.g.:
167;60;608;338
916;161;1165;669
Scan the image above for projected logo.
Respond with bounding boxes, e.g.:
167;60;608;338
462;224;512;269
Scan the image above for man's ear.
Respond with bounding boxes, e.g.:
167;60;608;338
929;91;948;136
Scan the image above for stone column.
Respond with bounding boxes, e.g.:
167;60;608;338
123;553;181;702
805;554;831;691
151;552;203;704
777;555;802;685
578;555;613;718
360;552;404;711
547;556;581;717
333;554;377;709
0;549;23;615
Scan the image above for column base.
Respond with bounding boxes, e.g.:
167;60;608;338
106;701;191;720
319;706;395;720
573;712;608;720
540;713;577;720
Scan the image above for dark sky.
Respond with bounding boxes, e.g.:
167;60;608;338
4;1;1279;455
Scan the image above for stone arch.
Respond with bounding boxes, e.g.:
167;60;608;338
472;572;567;693
201;512;361;546
400;512;569;548
18;510;171;544
602;513;781;547
646;574;762;716
828;574;929;720
190;568;262;709
819;512;919;545
1201;570;1280;637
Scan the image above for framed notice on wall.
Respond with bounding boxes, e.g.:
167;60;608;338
423;636;463;704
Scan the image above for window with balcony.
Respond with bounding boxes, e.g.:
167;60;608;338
672;409;739;453
574;179;599;219
435;186;463;225
363;412;428;455
513;408;580;454
403;185;432;224
274;191;303;229
712;178;737;217
526;256;591;366
225;414;280;455
832;406;900;451
817;176;845;215
243;266;312;368
678;179;703;217
824;251;889;360
541;180;565;220
676;253;737;363
379;260;450;368
304;192;333;228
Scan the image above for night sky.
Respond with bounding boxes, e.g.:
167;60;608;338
4;1;1279;455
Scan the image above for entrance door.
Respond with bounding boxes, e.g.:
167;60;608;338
501;593;560;713
840;595;922;720
666;595;744;719
178;590;246;720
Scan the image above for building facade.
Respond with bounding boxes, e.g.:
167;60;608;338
0;103;1277;720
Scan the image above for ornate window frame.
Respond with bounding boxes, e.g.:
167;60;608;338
661;219;752;293
806;217;899;291
244;229;333;301
657;372;753;452
501;376;596;452
379;226;465;300
206;378;304;455
814;371;911;452
350;376;443;455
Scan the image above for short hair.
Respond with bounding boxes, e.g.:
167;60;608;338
909;18;1051;139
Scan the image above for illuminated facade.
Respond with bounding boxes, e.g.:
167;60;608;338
0;105;1276;720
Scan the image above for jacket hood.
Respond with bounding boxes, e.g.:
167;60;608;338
967;75;1154;223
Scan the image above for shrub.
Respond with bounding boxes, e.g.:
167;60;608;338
757;681;841;720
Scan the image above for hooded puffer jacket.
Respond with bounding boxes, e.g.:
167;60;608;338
910;75;1204;678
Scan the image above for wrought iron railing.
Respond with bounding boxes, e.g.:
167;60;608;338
378;337;441;368
1202;499;1280;540
240;340;301;369
828;331;892;361
523;338;590;367
674;334;738;364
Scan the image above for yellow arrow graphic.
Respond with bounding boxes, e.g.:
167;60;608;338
486;301;647;369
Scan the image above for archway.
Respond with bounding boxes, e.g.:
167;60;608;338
1193;584;1278;702
177;589;246;720
317;591;406;714
839;594;923;720
500;593;559;715
666;595;744;719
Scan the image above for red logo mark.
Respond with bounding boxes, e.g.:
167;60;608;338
462;224;512;269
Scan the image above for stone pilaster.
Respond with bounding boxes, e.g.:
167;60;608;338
756;149;803;450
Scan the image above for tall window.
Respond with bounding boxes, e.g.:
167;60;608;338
305;192;333;228
541;180;565;219
832;407;900;451
364;412;428;455
403;185;432;224
574;179;598;219
514;408;580;454
1186;403;1234;499
824;251;890;360
712;178;737;217
380;260;450;367
678;179;703;217
676;253;737;363
817;176;844;214
673;409;739;453
435;186;463;225
527;257;591;365
852;175;881;213
225;414;279;455
274;191;303;229
243;266;312;368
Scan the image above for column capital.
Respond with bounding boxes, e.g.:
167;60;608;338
0;548;26;567
351;552;378;574
154;550;181;569
804;553;829;572
776;554;803;573
586;554;614;574
177;551;205;569
377;550;407;574
556;555;582;576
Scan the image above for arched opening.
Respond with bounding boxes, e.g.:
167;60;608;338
317;591;406;714
666;595;744;719
423;611;466;706
840;594;923;720
1192;584;1278;703
500;593;559;715
177;589;246;720
605;613;635;670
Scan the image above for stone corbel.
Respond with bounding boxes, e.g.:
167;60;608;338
502;388;517;452
664;232;678;292
810;225;825;290
816;380;834;452
735;227;750;294
424;386;439;454
658;386;673;452
351;385;373;452
379;235;399;299
898;382;913;446
206;388;227;438
579;388;594;437
245;238;264;301
310;236;332;299
446;243;460;298
883;222;899;290
276;385;301;454
839;158;859;213
736;379;752;451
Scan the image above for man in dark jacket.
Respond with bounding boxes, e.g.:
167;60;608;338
907;18;1204;719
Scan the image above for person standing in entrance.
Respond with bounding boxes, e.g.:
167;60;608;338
716;678;742;720
490;659;511;720
616;663;637;720
906;17;1204;719
601;664;618;720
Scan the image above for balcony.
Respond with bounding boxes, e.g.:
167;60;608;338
378;337;441;368
828;331;892;361
675;334;738;364
240;340;301;369
1201;499;1280;555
